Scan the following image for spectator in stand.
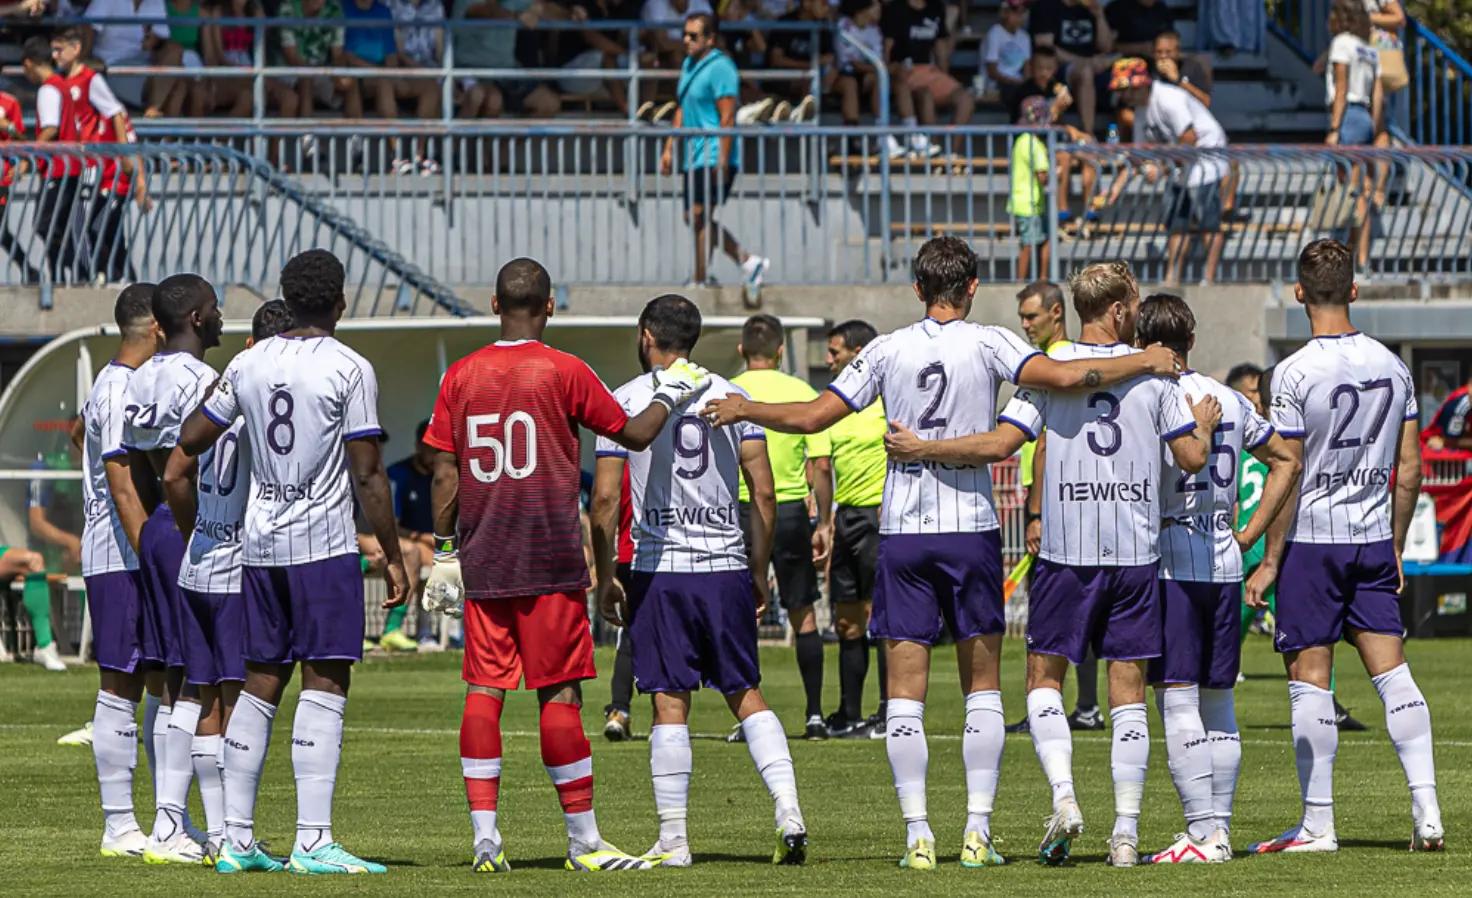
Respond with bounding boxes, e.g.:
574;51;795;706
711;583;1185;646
1363;1;1406;130
0;86;40;283
1150;28;1211;106
1028;0;1114;137
768;0;835;122
1196;0;1264;55
202;0;298;117
388;0;444;168
1325;0;1383;271
82;61;146;284
1106;0;1172;58
276;0;359;118
83;0;187;117
834;0;883;129
453;0;563;118
561;0;642;115
979;0;1029;100
718;0;771;114
1008;46;1097;222
1107;56;1229;285
166;0;211;116
1009;95;1052;280
882;0;973;157
342;0;398;119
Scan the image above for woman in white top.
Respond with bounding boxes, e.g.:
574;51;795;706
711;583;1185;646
1324;0;1384;270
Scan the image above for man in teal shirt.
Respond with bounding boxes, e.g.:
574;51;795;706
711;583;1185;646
659;12;769;294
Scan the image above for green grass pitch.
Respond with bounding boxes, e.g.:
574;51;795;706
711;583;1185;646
0;636;1466;896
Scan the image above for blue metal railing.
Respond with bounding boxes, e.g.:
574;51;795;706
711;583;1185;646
1405;18;1472;146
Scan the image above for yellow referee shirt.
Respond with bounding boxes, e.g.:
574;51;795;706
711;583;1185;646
1018;338;1071;489
732;369;832;503
829;397;886;508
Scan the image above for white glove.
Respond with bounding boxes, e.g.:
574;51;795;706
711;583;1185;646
422;550;464;619
652;358;712;409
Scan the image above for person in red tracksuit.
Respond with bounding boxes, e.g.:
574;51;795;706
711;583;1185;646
21;35;84;282
0;87;41;283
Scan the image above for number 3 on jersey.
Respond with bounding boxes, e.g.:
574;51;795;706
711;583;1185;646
468;412;538;482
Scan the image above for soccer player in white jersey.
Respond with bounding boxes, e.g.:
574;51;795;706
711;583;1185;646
175;250;409;875
114;273;224;864
703;237;1180;870
590;294;808;868
1248;239;1444;855
82;284;160;858
883;261;1219;868
161;299;295;861
1131;294;1300;864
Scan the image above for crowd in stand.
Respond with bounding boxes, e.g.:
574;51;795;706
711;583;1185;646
0;0;1221;133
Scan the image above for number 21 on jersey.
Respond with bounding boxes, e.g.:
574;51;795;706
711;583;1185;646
467;413;538;482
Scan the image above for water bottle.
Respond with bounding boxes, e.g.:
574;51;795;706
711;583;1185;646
1106;123;1120;145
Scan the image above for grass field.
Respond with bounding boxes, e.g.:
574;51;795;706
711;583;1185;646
1;635;1466;896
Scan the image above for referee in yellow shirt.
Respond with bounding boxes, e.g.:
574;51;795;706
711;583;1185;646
733;314;834;741
1005;280;1106;733
823;320;888;739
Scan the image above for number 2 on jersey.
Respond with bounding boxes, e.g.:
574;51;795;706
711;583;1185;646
467;412;538;482
916;362;949;430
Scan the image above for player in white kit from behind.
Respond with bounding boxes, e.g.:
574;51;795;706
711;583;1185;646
1131;294;1300;864
1248;239;1444;855
174;250;409;875
703;238;1181;870
161;299;296;860
883;262;1219;868
82;284;161;858
590;295;808;868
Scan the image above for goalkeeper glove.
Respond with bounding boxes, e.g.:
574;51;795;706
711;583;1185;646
422;533;464;619
652;358;712;409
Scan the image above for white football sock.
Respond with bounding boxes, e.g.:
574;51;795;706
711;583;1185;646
1200;688;1241;831
223;691;276;852
1156;686;1216;840
1289;680;1337;834
742;710;802;824
192;734;225;842
1110;703;1149;841
962;690;1004;838
650;724;692;842
292;689;347;855
885;698;932;845
1371;663;1441;825
1027;688;1074;808
93;691;141;838
142;692;161;806
151;701;171;813
154;698;201;840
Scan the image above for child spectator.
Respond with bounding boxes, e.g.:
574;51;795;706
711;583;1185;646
979;0;1028;98
1009;95;1051;280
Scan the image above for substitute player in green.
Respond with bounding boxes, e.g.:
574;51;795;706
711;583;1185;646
823;320;887;738
733;314;833;740
1007;281;1105;733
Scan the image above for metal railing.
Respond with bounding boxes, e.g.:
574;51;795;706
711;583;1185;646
1405;17;1472;146
0;142;468;314
93;127;1470;287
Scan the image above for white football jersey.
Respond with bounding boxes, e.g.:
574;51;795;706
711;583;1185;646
1001;342;1196;567
81;361;139;576
1158;371;1273;583
596;372;763;573
1270;331;1416;545
827;317;1040;535
201;335;381;566
121;351;217;455
178;420;251;594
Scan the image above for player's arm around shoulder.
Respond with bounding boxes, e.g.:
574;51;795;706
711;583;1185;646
1017;343;1181;392
884;419;1031;467
1164;381;1221;474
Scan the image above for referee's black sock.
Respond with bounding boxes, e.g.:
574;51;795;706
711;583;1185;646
795;631;825;719
874;635;889;710
608;635;634;714
838;637;867;723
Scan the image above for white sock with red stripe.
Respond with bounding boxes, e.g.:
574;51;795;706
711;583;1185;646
461;691;503;848
540;701;599;849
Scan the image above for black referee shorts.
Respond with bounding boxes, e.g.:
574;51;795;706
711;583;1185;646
829;505;880;605
739;500;819;612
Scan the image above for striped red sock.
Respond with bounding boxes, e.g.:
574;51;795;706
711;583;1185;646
540;701;594;815
461;692;503;836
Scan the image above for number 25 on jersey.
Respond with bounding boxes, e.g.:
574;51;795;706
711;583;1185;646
467;413;538;482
